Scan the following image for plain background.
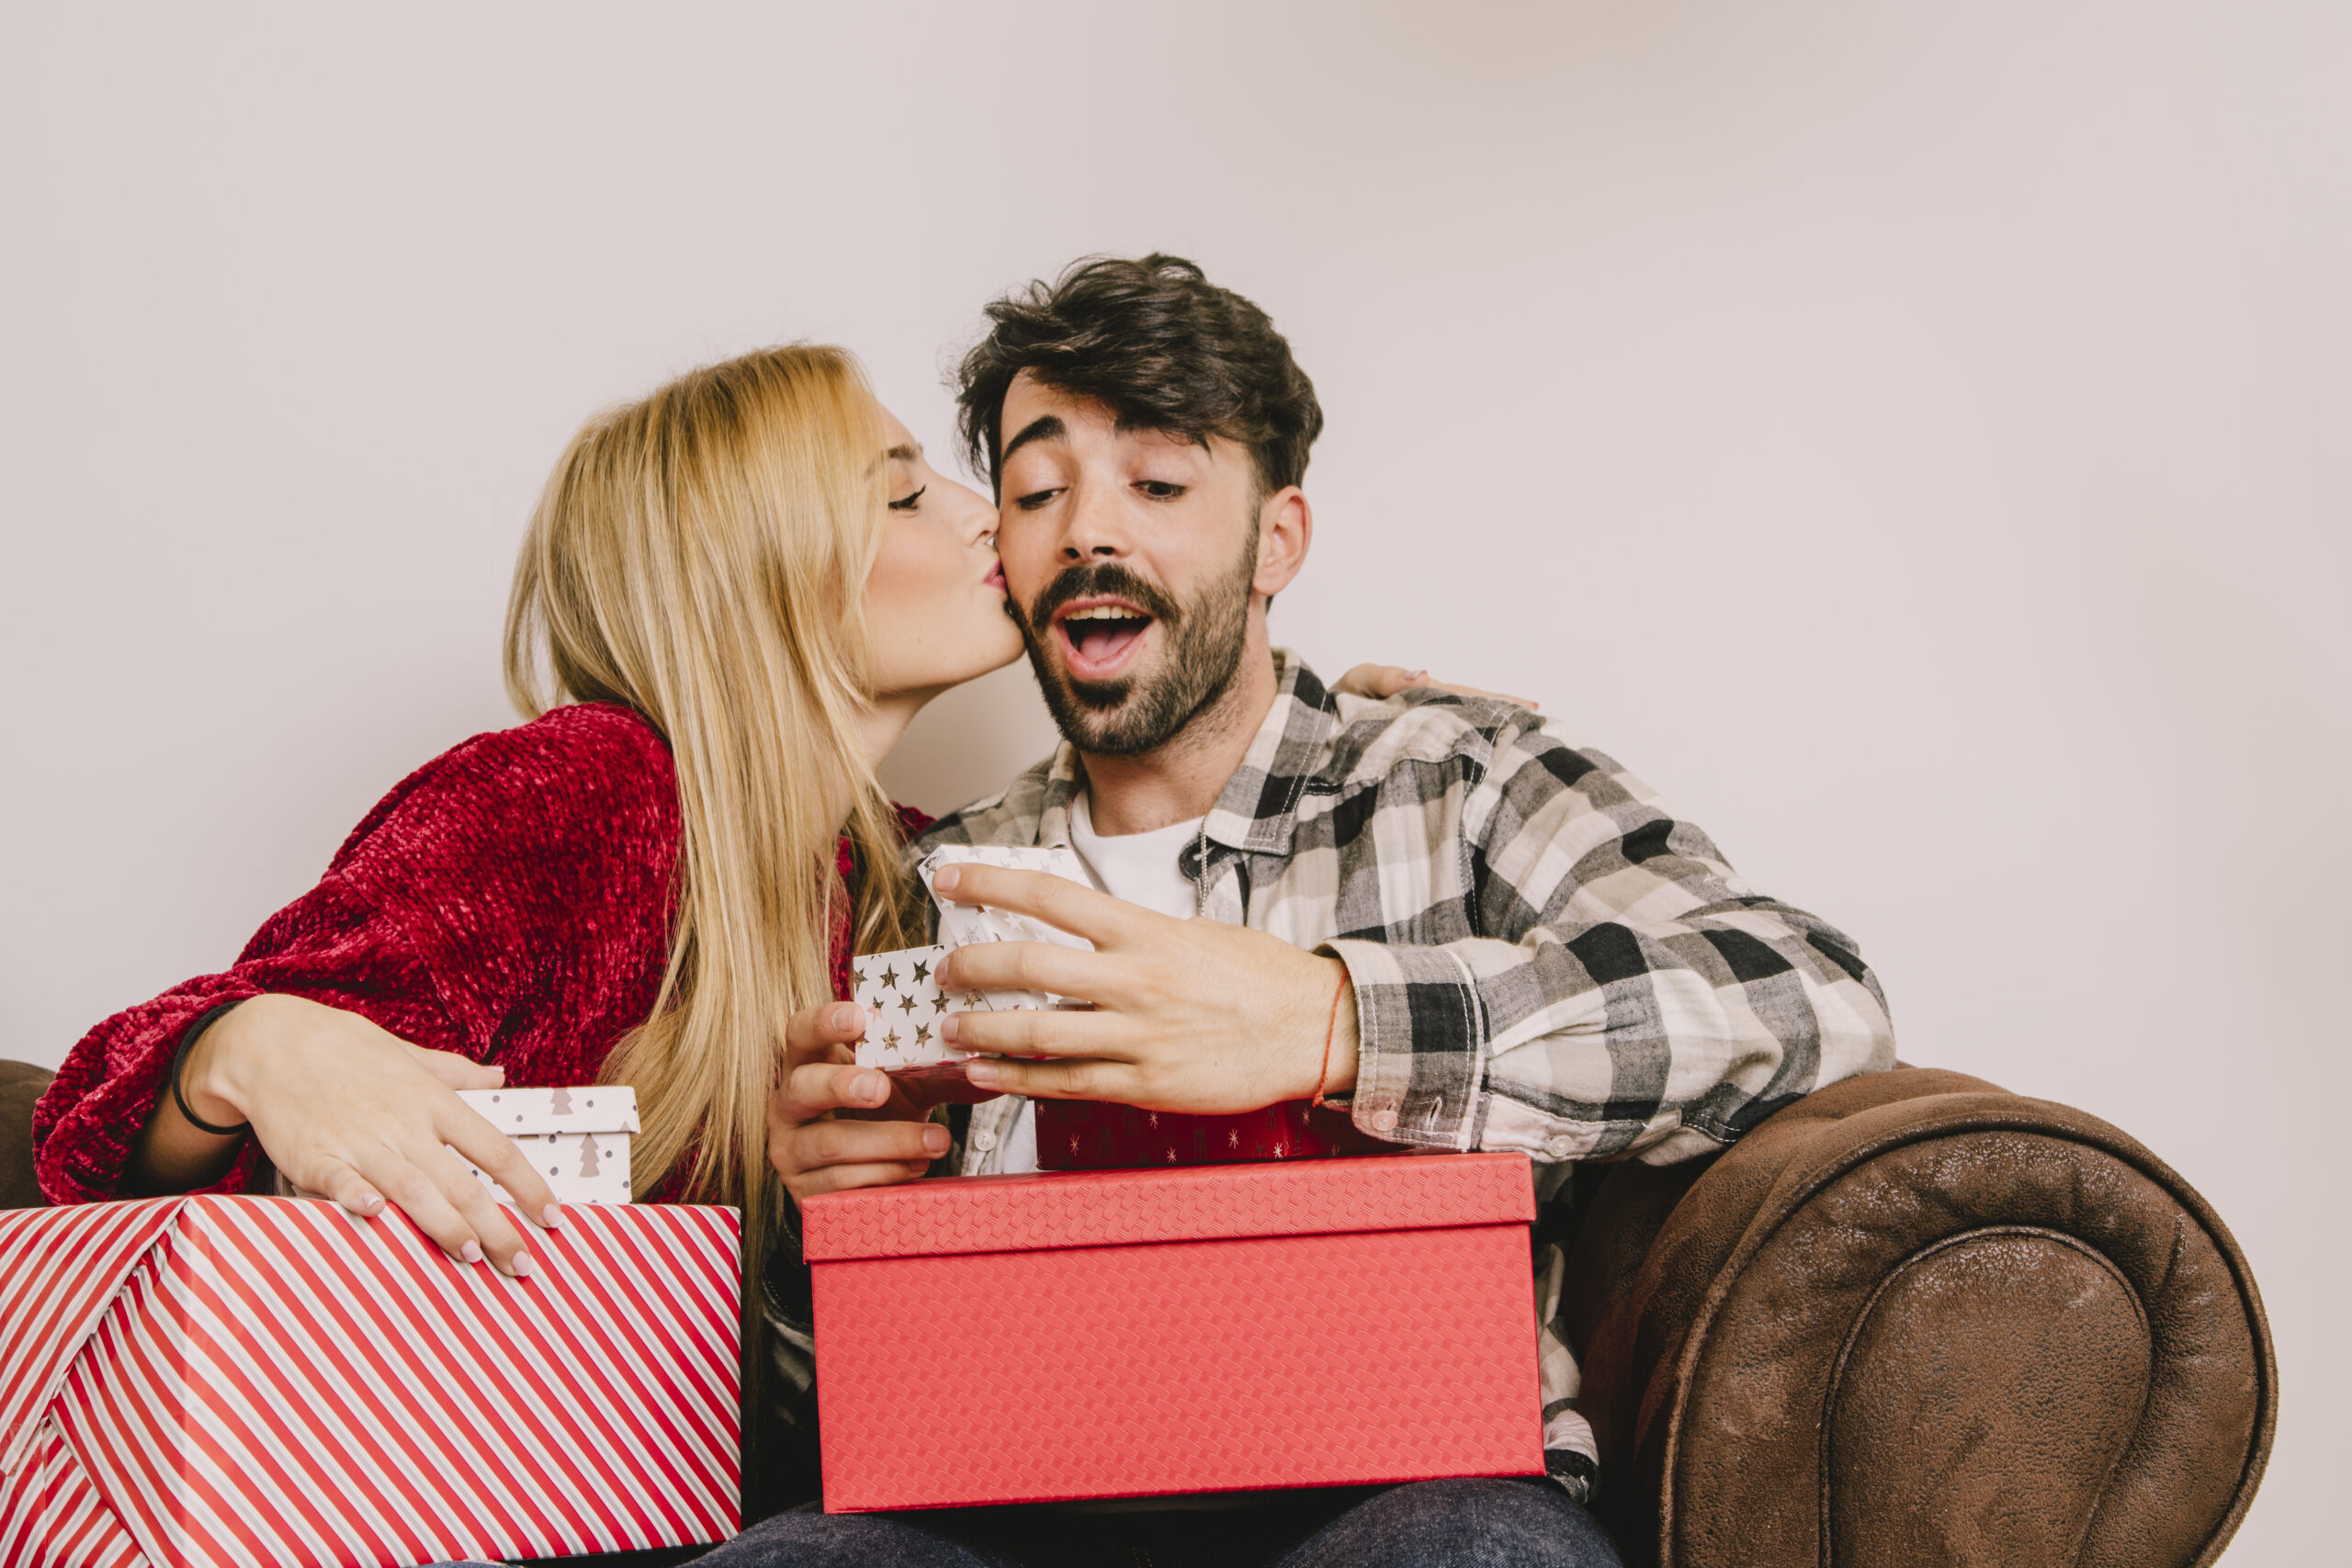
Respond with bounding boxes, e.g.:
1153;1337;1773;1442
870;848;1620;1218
3;2;2342;1558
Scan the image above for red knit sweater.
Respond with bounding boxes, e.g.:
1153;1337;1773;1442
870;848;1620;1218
33;703;918;1207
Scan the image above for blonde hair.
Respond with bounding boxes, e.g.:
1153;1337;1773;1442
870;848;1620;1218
503;344;918;1314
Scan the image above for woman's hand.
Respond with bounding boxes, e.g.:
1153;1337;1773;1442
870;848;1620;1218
169;994;560;1276
1333;663;1541;711
766;1002;956;1206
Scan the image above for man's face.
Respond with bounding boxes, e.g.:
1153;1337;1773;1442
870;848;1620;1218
994;373;1266;756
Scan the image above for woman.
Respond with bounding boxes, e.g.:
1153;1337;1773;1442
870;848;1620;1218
34;343;1460;1285
40;346;969;1292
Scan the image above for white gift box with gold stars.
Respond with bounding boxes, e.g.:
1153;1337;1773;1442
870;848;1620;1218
852;944;974;1075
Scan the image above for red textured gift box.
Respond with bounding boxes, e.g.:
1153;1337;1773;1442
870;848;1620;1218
0;1196;741;1568
802;1152;1544;1512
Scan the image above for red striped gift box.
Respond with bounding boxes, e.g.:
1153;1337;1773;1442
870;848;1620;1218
0;1196;740;1568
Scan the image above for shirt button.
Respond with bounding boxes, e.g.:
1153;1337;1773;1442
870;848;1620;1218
1371;1110;1399;1134
972;1129;998;1152
1546;1135;1575;1160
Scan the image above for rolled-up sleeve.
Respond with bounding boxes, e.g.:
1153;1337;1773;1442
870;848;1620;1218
1329;719;1895;1165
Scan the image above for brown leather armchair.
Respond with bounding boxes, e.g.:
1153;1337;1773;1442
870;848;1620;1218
0;1061;2273;1564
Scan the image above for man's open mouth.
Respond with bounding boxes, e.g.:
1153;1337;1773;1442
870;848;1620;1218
1055;599;1157;681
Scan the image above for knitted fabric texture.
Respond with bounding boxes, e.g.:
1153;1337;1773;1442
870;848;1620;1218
34;703;922;1206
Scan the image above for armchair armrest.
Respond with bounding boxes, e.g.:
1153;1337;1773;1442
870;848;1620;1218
2;1059;55;1210
1566;1067;2275;1568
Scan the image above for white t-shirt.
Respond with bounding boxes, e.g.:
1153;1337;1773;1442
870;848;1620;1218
996;791;1204;1176
1067;791;1205;920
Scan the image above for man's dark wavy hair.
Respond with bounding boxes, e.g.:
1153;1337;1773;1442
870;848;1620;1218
956;254;1323;501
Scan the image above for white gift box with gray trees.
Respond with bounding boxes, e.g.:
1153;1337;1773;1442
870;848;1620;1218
453;1086;640;1205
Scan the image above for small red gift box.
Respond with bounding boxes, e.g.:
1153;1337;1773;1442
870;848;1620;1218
0;1196;741;1568
802;1152;1544;1512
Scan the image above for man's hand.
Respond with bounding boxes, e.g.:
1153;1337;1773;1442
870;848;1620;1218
766;1002;959;1205
930;863;1360;1111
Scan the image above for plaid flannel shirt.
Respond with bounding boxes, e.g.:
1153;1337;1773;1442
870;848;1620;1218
764;650;1894;1503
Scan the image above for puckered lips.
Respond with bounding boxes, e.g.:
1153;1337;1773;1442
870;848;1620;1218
1053;593;1156;682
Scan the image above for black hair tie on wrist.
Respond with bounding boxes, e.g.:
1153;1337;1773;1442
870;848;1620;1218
171;999;255;1137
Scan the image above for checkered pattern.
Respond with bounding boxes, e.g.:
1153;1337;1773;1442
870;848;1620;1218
757;652;1894;1500
902;650;1896;1498
925;651;1893;1162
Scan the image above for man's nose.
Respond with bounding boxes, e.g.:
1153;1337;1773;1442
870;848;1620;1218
1059;484;1132;561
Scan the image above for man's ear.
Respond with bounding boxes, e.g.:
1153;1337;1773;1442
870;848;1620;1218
1251;486;1312;601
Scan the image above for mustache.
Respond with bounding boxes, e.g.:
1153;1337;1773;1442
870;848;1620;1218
1020;562;1184;635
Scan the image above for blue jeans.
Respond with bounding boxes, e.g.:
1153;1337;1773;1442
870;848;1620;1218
666;1479;1623;1568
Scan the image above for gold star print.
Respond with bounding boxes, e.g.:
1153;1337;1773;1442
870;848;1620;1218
882;1028;901;1051
932;994;950;1014
911;958;930;984
878;965;900;991
914;1023;932;1046
898;992;918;1014
853;964;868;987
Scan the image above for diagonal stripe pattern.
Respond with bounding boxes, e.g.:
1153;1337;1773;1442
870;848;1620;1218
1;1200;189;1475
0;1421;142;1568
1;1197;740;1568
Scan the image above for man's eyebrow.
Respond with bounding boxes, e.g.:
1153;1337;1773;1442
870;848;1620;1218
996;415;1066;470
1117;417;1213;457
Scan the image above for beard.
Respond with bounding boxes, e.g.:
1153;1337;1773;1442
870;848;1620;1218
1014;531;1258;758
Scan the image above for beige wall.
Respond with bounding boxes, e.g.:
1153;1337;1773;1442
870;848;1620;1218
2;3;2340;1553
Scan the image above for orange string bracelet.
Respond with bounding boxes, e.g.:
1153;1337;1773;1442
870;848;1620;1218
1310;970;1347;1111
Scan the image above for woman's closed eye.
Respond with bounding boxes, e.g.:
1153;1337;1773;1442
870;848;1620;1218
888;484;927;513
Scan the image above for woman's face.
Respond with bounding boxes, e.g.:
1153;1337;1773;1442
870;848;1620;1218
865;405;1024;702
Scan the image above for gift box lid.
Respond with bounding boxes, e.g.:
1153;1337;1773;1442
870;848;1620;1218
800;1150;1534;1263
458;1085;639;1135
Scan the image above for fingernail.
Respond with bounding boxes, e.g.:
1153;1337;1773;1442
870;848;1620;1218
857;1070;888;1104
923;1126;951;1156
965;1061;1001;1087
461;1240;483;1265
1411;669;1428;678
358;1194;383;1215
935;866;961;894
832;1003;859;1031
488;1066;506;1083
941;1015;960;1044
541;1202;563;1229
510;1252;533;1280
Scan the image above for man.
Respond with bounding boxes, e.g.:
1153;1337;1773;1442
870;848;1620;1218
740;255;1895;1567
